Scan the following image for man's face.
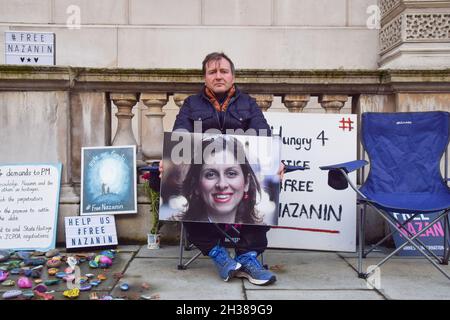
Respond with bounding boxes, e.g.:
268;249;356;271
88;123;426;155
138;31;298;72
204;58;235;95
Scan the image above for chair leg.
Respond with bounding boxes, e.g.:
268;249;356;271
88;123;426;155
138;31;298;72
358;205;366;278
443;214;450;265
178;223;187;270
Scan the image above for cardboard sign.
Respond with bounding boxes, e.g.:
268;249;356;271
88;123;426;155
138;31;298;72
81;146;137;215
264;113;357;252
65;215;118;249
389;211;446;256
0;163;62;251
5;31;55;65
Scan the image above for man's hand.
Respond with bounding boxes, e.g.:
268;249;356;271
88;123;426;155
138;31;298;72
277;162;285;182
159;160;164;179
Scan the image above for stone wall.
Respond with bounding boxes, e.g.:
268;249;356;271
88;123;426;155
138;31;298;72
0;0;379;69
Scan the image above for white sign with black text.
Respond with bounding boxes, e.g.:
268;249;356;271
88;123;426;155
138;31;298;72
5;31;55;65
65;215;118;249
264;113;357;252
0;163;62;251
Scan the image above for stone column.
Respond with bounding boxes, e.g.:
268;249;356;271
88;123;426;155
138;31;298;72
140;93;168;163
282;94;310;113
111;93;139;146
250;94;273;112
173;93;190;109
319;95;348;113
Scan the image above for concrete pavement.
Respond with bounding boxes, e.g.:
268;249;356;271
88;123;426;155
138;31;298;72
2;244;450;300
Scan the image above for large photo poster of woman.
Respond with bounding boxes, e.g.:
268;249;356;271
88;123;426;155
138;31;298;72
160;132;281;226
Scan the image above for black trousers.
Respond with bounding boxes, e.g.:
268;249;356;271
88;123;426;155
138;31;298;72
184;222;270;256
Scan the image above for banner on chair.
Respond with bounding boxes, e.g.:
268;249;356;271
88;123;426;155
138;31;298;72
159;132;281;227
264;113;357;252
389;211;446;256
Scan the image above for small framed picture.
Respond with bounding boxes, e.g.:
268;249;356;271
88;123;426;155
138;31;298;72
81;145;137;215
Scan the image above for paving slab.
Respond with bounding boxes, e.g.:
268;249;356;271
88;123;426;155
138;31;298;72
245;289;384;300
136;245;208;259
245;250;368;290
111;258;244;300
344;257;450;299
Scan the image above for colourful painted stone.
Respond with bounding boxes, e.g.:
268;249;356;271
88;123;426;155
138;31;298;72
120;283;129;291
46;259;62;268
97;274;107;281
44;279;60;286
17;277;33;289
22;290;34;299
56;272;67;278
7;261;21;270
63;275;75;283
45;249;60;258
33;284;48;293
100;250;115;259
2;290;22;299
23;258;46;267
2;280;15;287
10;268;21;275
63;288;79;299
0;250;10;263
89;260;99;268
34;279;43;284
16;251;32;260
0;271;8;282
48;268;58;276
80;284;92;292
64;267;74;274
90;280;101;287
34;290;54;300
85;273;95;278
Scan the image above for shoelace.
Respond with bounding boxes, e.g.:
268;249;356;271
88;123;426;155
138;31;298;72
240;254;262;272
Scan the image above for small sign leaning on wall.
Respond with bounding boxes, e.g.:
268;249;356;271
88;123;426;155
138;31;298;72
5;31;55;65
81;145;137;215
65;215;118;249
0;163;62;251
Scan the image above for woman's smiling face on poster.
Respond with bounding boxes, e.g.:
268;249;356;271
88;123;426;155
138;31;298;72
199;150;248;220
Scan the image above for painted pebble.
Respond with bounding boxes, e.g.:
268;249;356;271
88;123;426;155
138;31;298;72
2;280;15;287
63;288;80;299
34;284;48;293
45;249;60;258
0;250;10;263
120;283;129;291
0;271;8;282
17;277;33;289
2;290;22;299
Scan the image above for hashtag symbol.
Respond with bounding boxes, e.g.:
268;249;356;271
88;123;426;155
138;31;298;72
11;34;16;41
339;117;354;131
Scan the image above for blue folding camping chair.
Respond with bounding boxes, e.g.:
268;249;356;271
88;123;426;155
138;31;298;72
320;111;450;280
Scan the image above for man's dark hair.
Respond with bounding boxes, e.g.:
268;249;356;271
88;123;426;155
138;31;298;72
202;52;235;76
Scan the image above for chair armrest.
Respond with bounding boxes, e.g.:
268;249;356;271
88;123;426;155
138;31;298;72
319;160;368;191
319;160;368;173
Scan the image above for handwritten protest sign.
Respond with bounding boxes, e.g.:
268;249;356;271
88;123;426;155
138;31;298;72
264;113;357;252
0;163;62;251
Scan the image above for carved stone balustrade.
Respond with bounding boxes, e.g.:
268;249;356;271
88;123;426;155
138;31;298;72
140;93;168;163
282;94;310;113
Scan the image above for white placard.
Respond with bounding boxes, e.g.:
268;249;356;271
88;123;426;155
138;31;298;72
5;31;55;65
65;215;118;249
264;113;357;252
0;163;62;251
